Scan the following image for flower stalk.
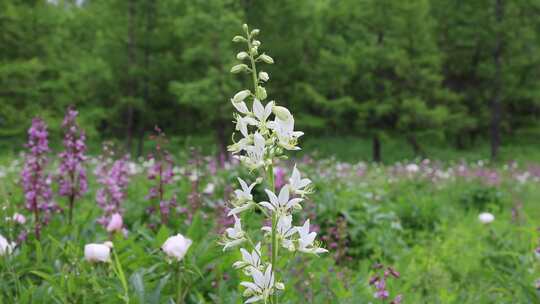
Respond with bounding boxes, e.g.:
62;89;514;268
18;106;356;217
222;24;327;304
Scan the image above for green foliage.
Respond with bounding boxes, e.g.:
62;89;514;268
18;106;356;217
1;0;539;157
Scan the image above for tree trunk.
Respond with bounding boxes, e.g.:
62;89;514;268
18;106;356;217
407;135;426;158
490;0;504;160
126;0;136;152
372;135;381;163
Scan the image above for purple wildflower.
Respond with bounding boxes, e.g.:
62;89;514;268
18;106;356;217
58;107;87;224
21;118;60;240
95;150;130;233
145;127;177;226
370;264;403;303
274;166;287;190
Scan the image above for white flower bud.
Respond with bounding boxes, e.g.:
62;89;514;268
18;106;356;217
232;35;246;43
252;40;261;47
256;86;267;100
258;54;274;64
250;29;260;36
259;71;269;82
162;233;192;261
230;64;249;74
242;24;249;32
478;212;495;224
273;106;293;121
236;51;249;60
232;90;251;103
84;243;111;263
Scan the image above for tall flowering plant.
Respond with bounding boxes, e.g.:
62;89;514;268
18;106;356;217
95;145;131;235
58;107;88;224
221;24;327;304
145;126;177;227
21;118;60;240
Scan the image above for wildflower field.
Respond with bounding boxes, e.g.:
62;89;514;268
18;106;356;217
1;25;540;301
2;138;540;303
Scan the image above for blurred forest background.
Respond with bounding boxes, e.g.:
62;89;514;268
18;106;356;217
1;0;540;161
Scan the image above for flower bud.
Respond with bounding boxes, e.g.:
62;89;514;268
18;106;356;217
84;243;111;263
252;40;261;47
106;213;123;233
256;86;267;100
250;29;260;36
478;212;495;224
162;233;192;261
236;51;249;60
258;54;274;64
232;35;246;43
242;24;248;32
273;106;293;121
230;64;249;74
232;90;251;103
259;71;269;82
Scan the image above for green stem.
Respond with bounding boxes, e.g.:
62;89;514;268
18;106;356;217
176;263;183;304
267;164;278;304
246;35;259;95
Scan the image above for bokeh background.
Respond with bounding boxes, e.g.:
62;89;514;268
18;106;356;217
2;0;539;162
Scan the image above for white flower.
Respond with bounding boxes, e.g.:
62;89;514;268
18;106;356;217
259;71;269;82
233;243;262;274
162;233;193;261
12;213;26;224
239;132;267;170
289;165;311;196
240;264;284;303
84;242;112;263
478;212;495;224
296;220;327;254
233;90;251;103
272;106;292;121
268;116;304;151
235;115;258;138
260;186;303;215
253;99;274;124
405;164;419;173
229;178;257;216
222;216;246;251
231;90;252;114
203;183;215;195
0;234;15;256
262;215;296;251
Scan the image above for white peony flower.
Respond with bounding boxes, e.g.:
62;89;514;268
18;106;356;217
84;242;112;263
162;233;193;261
478;212;495;224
